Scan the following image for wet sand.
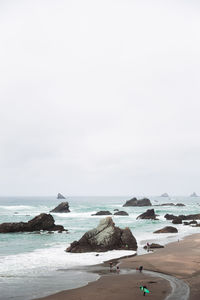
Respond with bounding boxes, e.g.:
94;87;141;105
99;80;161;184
36;233;200;300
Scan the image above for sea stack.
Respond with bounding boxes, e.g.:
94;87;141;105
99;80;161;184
66;217;137;252
161;193;169;197
57;193;66;199
190;192;198;197
123;197;152;207
50;202;70;213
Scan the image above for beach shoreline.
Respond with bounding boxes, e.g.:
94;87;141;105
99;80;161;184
34;232;200;300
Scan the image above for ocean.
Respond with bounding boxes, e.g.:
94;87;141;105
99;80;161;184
0;196;200;300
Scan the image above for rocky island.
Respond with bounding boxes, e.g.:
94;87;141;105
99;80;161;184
66;217;137;252
123;197;152;207
50;202;70;213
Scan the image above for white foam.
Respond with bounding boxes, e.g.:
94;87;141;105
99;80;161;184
0;244;135;277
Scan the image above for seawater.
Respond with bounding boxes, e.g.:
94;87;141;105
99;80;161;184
0;196;200;300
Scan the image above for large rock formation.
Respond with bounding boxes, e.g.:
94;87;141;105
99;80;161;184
164;214;177;220
0;213;65;233
114;211;129;216
137;209;157;220
92;211;112;216
172;217;182;224
66;217;137;253
50;202;70;213
123;197;152;207
57;193;66;199
154;226;178;234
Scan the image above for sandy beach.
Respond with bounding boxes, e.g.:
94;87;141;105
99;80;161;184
35;233;200;300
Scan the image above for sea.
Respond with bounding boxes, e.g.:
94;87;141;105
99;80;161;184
0;195;200;300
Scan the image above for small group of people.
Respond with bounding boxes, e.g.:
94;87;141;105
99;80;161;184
109;262;120;273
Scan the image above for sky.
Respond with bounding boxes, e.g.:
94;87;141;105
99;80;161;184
0;0;200;196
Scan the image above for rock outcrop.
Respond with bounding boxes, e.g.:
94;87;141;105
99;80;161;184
57;193;66;199
160;203;185;207
137;209;157;220
92;211;112;216
114;211;129;216
144;243;164;249
66;217;137;253
172;217;182;224
154;226;178;234
50;202;70;213
165;213;200;221
0;213;65;233
123;197;152;207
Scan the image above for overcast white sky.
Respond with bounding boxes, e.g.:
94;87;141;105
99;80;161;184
0;0;200;196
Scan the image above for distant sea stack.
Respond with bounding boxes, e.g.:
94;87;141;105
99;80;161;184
123;197;152;207
161;193;169;197
190;192;198;197
66;217;137;253
57;193;66;199
50;202;70;213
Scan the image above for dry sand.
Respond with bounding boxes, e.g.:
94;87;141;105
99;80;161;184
36;233;200;300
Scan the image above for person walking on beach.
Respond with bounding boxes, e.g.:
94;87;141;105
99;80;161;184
116;265;120;273
139;266;143;273
140;285;149;296
147;242;150;252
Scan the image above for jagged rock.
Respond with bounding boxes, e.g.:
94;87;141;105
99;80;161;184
190;192;198;197
161;193;169;197
154;226;178;234
92;211;112;216
114;211;129;216
0;213;65;233
57;193;66;199
164;214;177;220
123;198;152;207
137;209;158;220
172;217;182;224
144;243;164;249
66;217;137;253
50;202;70;213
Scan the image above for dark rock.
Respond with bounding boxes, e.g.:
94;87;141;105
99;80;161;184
66;217;137;253
164;214;177;220
175;203;185;206
183;222;189;225
57;193;66;199
161;193;169;197
189;220;197;225
154;226;178;234
190;192;198;197
161;203;175;206
172;217;182;224
123;197;152;207
92;211;112;216
114;211;129;216
0;213;65;233
137;209;158;220
114;209;119;212
50;202;70;213
178;214;200;220
144;243;164;249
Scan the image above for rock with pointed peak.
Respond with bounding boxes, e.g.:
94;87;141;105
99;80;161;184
57;193;66;199
66;217;137;252
50;202;70;213
137;209;158;220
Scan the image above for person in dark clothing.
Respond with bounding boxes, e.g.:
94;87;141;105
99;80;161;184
139;265;143;272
